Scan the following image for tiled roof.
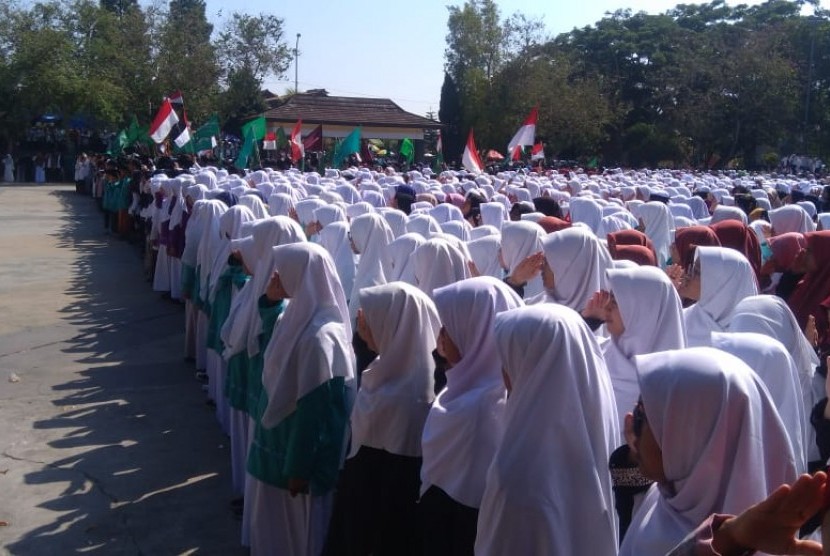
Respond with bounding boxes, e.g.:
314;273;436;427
263;93;441;129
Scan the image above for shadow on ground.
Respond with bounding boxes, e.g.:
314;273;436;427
4;190;245;555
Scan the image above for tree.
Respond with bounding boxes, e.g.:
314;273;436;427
438;73;463;163
215;12;291;84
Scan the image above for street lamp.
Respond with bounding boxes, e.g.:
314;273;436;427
294;33;301;94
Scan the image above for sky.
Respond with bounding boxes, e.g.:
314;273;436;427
199;0;773;117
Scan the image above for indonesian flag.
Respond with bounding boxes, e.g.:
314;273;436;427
506;106;538;155
511;145;522;161
172;109;191;148
290;119;304;163
263;132;277;150
168;90;184;106
149;99;179;144
462;129;483;174
436;131;443;154
531;142;545;161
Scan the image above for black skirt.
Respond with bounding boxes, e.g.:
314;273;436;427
420;485;478;556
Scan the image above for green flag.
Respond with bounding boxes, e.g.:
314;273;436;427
108;129;129;155
125;115;142;144
276;127;288;149
587;156;599;169
235;127;256;169
191;115;220;152
241;116;267;141
400;138;414;164
333;127;361;168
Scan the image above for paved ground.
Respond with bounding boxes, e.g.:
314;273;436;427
0;184;245;555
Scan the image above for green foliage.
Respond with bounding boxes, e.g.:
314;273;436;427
441;0;830;168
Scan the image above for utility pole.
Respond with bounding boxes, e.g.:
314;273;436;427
294;33;301;94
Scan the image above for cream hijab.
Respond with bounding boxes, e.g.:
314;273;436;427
383;232;425;285
349;282;441;458
475;304;619;556
683;246;758;347
412;238;471;298
260;243;354;428
500;221;545;298
620;347;797;556
421;277;523;508
318;221;356;303
348;213;394;322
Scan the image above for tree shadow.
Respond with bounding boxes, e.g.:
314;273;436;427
4;190;246;555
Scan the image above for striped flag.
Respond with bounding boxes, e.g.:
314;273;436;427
149;99;179;144
462;129;483;174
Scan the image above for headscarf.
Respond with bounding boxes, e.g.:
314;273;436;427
467;235;503;279
787;231;830;346
260;243;354;428
536;227;613;311
319;221;356;300
683;246;758;346
603;266;686;432
421;277;523;508
412;238;471;298
710;205;748;225
767;232;807;271
568;197;604;235
475;304;619;556
500;221;545;298
406;213;442;238
673;226;721;269
383;232;425;285
348;213;395;322
769;205;815;234
607;229;656;262
638;201;673;267
206;205;256;302
620;347;797;556
536;216;571;234
237;194;269;219
349;282;441;457
710;220;762;280
711;331;807;473
611;244;657;266
268;193;294;217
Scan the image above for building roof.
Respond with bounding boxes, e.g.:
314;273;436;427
263;92;441;130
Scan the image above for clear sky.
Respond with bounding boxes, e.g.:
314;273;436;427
201;0;770;117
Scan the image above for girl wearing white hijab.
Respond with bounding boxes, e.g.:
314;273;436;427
383;232;426;285
729;294;822;467
619;348;798;556
475;304;619;556
467;235;503;279
319;222;356;300
421;277;522;555
238;194;269;219
412;238;471;299
601;266;686;433
637;201;673;267
500;221;545;298
533;226;613;312
569;197;604;235
711;331;808;474
679;246;758;347
347;213;394;323
327;282;440;555
249;243;354;556
406;213;442;238
769;205;816;235
268;192;294;217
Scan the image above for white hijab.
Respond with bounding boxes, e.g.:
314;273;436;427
181;199;209;268
348;213;394;322
729;294;821;462
569;197;604;235
220;217;306;359
683;246;758;347
769;205;815;234
620;347;797;556
383;232;425;285
467;235;503;279
500;221;545;298
406;213;442;238
535;226;613;311
603;266;686;433
711;331;808;474
268;193;294;217
194;200;230;299
412;238;471;298
238;194;269;219
421;277;522;508
349;282;440;457
260;243;354;428
638;201;673;267
319;222;356;302
476;304;619;556
206;205;256;302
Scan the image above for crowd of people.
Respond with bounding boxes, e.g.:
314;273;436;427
91;159;830;555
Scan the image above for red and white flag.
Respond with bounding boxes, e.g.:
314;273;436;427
167;90;184;106
436;131;443;154
531;142;545;161
290;119;304;163
172;109;191;148
462;129;483;174
263;132;277;150
506;106;538;155
511;145;523;161
149;99;179;144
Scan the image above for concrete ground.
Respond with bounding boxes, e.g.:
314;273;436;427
0;184;245;555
